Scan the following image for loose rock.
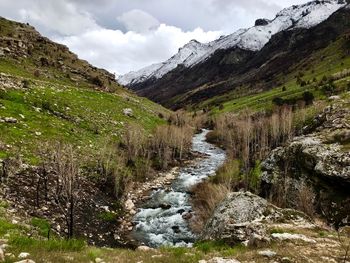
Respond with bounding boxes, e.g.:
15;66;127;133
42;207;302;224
0;248;4;262
258;249;277;258
271;233;316;243
122;108;133;117
4;117;18;123
125;199;135;211
18;252;30;259
136;245;154;252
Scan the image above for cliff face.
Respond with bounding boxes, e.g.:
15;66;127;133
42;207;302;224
261;97;350;226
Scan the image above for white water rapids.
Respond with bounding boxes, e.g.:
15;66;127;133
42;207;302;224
132;129;226;247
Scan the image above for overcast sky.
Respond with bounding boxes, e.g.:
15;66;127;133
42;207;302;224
0;0;310;75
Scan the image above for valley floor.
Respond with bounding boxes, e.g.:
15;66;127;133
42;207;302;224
0;200;349;263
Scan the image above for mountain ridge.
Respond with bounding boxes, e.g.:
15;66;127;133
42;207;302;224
119;0;346;87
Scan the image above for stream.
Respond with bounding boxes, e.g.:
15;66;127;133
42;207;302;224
132;129;226;248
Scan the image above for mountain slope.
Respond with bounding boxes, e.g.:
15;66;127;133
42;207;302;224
0;17;168;161
119;0;346;88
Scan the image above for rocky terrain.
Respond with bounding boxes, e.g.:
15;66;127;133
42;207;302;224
199;191;350;263
1;189;349;263
201;192;314;246
261;97;350;226
0;3;349;263
0;17;118;92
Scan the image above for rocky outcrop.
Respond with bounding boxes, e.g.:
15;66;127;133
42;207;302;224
0;17;118;91
261;101;350;226
201;192;313;246
255;18;270;26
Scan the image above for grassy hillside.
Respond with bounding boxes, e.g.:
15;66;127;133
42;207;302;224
0;17;168;162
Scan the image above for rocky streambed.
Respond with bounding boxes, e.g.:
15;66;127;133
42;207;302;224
130;129;226;247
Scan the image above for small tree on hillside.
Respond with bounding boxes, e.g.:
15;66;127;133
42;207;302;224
302;91;315;105
51;144;81;239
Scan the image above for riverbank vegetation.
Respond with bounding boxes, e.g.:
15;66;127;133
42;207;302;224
190;100;330;231
1;108;208;244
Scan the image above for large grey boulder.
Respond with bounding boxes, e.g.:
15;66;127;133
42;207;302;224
261;103;350;226
262;136;350;184
201;192;312;246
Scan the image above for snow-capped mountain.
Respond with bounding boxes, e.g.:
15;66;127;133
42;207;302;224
119;0;346;86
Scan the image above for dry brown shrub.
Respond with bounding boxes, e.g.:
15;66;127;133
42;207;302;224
296;180;316;217
168;110;191;127
151;124;193;168
122;123;147;162
190;181;230;233
338;227;350;263
192;112;208;131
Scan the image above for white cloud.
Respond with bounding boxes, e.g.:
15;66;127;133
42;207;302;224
117;9;160;33
16;0;99;36
56;24;222;75
0;0;312;74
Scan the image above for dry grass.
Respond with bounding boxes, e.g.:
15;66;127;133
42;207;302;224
190;181;230;233
338;227;350;263
211;106;295;171
296;180;316;217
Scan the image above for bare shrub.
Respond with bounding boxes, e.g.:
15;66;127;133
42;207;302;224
51;143;81;239
190;181;230;233
33;69;40;78
296;180;315;217
121;123;147;163
210;104;320;176
0;156;22;184
133;156;152;181
95;143;129;198
151;124;193;169
268;176;292;209
338;227;350;263
192;112;208;131
168;110;191;127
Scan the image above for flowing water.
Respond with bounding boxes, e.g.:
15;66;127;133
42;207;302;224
132;129;226;247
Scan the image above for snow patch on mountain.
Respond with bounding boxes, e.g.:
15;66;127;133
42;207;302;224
119;0;346;86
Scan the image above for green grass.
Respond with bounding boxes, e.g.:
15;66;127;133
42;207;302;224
9;236;86;252
0;16;170;163
0;200;9;209
196;36;350;114
194;240;247;256
31;217;51;238
248;161;262;191
0;218;22;235
0;83;167;163
210;159;241;185
98;212;118;223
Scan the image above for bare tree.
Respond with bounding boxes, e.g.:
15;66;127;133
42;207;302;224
338;227;350;263
51;144;81;239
